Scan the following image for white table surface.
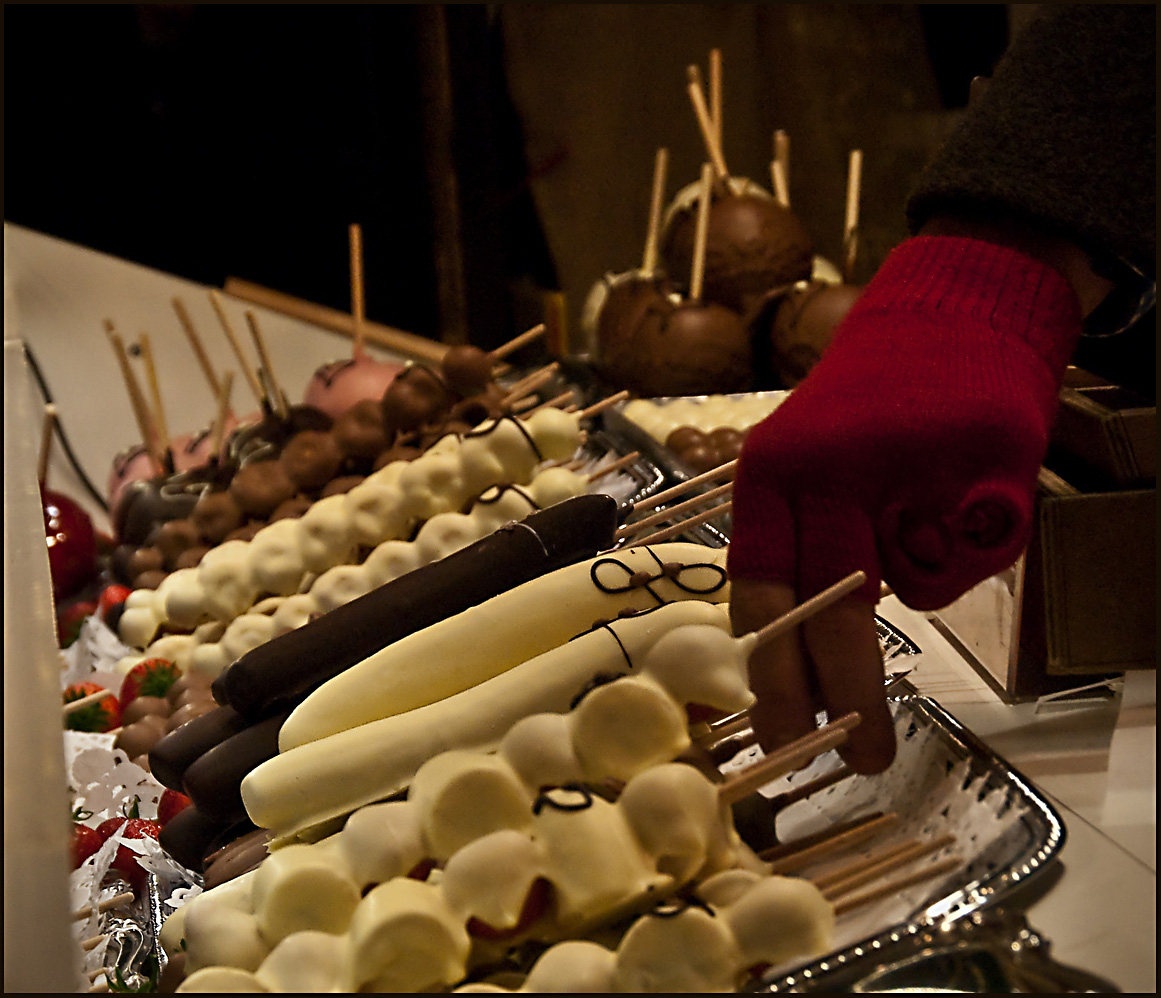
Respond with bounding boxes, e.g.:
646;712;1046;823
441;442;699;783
879;598;1157;992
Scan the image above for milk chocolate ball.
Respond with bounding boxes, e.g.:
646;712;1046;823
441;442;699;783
332;398;391;461
229;460;296;518
380;365;452;434
280;430;343;491
441;344;494;397
191;491;245;545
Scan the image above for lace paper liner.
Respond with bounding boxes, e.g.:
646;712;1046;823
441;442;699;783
60;613;135;692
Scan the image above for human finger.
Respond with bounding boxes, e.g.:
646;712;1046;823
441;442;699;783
801;594;896;774
729;578;823;756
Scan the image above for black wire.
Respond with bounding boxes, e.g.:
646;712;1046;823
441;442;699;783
21;341;111;513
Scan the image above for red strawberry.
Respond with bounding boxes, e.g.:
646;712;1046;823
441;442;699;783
71;823;103;868
57;599;98;648
63;682;121;732
109;818;163;892
157;789;192;827
119;658;181;710
98;584;132;626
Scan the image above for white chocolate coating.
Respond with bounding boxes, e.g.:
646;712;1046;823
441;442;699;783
243;600;730;843
439;828;547;932
250;840;360;945
346;877;471;994
176;966;270;992
499;712;585;791
337;801;425;891
409;750;536;861
614;903;741;993
119;410;584;649
254;930;349;994
571;674;691;784
280;542;730;749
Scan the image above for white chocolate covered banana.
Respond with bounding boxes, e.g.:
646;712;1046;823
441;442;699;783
243;599;732;843
279;542;731;749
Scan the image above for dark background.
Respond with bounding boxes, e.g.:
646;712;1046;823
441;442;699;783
5;5;1012;350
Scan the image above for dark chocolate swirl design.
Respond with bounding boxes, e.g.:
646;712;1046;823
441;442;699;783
532;784;595;816
589;547;728;604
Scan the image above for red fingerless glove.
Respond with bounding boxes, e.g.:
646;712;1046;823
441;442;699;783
728;236;1083;610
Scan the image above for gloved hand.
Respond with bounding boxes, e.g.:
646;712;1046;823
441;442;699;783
728;235;1083;772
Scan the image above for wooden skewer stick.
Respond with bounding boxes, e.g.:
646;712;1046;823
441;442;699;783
686;67;729;179
717;711;861;806
631;498;732;547
210;371;236;460
209;290;264;405
245;310;288;418
172;296;222;400
72;890;135;921
709;48;723;149
88;980;111;993
490;323;547;362
642;147;669;275
222;276;447;366
818;834;958;899
843;148;863;284
87;967;108;981
80;933;109;952
577;389;630;421
63;688;114;717
752;570;868;647
501;362;560;405
104;321;164;475
525;390;575;416
137;333;171;459
772;129;791;207
635;459;738;512
616;481;733;540
763;811;899;870
38;403;57;486
771;159;790;210
833;855;963;917
587;450;642;483
689;161;715;302
349;223;367;358
507;394;541;414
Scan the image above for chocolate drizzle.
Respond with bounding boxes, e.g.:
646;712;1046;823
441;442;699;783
568;671;628;711
532;783;595;815
648;892;717;919
463;413;544;464
589;548;729;604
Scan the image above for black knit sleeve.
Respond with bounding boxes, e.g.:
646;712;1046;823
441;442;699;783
907;5;1155;278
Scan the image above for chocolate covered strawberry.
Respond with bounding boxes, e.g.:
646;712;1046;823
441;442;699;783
119;658;181;711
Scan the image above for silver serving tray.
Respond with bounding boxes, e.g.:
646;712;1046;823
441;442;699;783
747;693;1069;993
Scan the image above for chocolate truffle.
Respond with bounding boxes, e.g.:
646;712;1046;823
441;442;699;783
280;430;343;492
332;398;392;461
441;344;494;398
380;364;452;435
229;460;297;518
191;491;245;545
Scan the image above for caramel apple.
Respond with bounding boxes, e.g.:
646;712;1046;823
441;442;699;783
661;178;814;317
